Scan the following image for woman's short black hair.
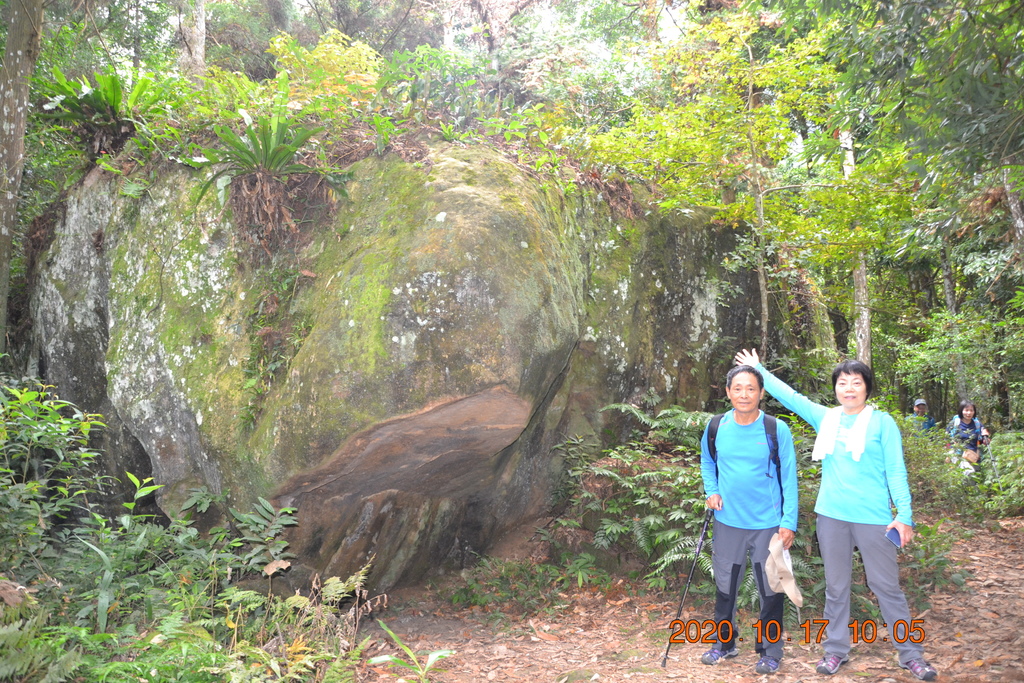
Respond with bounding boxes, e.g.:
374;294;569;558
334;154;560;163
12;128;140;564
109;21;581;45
727;364;763;389
957;400;978;420
831;359;874;397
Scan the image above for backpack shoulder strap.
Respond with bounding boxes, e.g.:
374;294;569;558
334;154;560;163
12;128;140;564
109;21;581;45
708;413;725;463
763;414;784;509
763;414;779;466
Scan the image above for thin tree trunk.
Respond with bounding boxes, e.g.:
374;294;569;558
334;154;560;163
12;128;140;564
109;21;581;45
941;239;957;313
941;238;969;399
742;42;770;354
0;0;46;354
840;130;872;364
853;256;871;364
1004;165;1024;250
132;0;142;71
176;0;206;77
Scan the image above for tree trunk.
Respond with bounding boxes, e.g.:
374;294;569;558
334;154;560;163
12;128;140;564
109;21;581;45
176;0;206;77
742;43;769;354
941;239;969;398
1004;165;1024;250
853;255;871;365
840;130;872;364
941;239;957;313
0;0;45;354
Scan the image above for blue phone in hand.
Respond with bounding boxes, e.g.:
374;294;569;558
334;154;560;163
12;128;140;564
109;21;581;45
885;527;902;548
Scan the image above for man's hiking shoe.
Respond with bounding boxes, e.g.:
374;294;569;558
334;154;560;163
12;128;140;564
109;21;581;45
755;655;780;674
700;647;738;665
815;654;848;675
901;658;938;681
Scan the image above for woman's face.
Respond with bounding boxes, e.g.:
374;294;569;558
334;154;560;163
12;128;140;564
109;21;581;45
962;404;976;420
835;372;868;413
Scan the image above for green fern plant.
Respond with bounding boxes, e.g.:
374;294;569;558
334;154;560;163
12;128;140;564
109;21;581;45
193;111;353;254
37;67;173;160
0;592;83;681
601;403;712;450
195;113;323;207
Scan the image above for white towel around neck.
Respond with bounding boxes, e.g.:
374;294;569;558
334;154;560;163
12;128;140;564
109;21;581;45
812;405;874;462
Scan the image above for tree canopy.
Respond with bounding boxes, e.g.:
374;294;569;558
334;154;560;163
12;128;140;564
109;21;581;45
2;0;1024;422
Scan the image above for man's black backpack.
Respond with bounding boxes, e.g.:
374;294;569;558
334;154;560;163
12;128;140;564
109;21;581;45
706;413;783;506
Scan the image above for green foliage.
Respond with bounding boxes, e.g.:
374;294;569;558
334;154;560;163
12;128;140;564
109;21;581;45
898;520;968;607
269;30;382;109
192;87;352;255
37;67;178;161
195;110;324;207
600;404;710;452
0;377;105;573
791;0;1024;176
0;370;378;680
892;411;985;516
239;267;315;429
984;432;1024;516
375;45;494;128
445;556;565;615
895;308;1024;423
205;0;285;82
229;497;298;571
369;620;454;683
555;405;711;589
0;592;83;683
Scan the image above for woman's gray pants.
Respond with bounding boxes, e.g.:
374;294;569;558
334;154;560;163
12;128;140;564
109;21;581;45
816;514;925;665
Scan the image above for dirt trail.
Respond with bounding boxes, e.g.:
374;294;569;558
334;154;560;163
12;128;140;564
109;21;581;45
362;519;1024;682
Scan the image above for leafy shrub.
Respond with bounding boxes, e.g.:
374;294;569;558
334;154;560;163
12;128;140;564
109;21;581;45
268;30;382;113
370;620;454;683
554;405;711;590
0;372;380;682
0;378;105;573
896;411;988;517
984;431;1024;516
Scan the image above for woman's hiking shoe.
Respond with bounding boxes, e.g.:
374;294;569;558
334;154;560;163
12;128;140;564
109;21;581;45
815;654;848;675
700;647;738;665
901;658;938;681
755;655;780;674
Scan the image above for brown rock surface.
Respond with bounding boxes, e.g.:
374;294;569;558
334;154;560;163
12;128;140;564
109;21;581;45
276;387;532;588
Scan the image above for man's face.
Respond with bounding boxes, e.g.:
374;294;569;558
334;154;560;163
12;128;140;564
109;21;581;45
914;403;927;416
726;371;764;417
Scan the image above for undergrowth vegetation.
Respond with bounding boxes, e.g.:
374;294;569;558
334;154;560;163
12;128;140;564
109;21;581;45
0;372;381;682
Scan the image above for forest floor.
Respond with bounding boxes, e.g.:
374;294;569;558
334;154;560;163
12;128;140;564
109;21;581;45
358;517;1024;683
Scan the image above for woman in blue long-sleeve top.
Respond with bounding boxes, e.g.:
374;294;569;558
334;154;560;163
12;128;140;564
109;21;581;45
734;349;937;682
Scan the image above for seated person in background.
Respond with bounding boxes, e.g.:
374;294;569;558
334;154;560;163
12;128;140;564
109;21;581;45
947;400;989;465
912;399;936;431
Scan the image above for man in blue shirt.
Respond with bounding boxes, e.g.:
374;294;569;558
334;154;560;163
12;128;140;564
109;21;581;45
699;365;799;675
912;399;936;431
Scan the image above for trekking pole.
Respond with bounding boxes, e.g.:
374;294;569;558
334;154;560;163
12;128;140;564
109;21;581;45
660;507;714;668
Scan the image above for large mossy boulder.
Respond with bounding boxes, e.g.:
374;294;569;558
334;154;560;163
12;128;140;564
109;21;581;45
29;141;823;589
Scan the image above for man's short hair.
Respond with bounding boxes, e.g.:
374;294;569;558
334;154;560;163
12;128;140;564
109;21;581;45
831;359;874;397
727;364;763;389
